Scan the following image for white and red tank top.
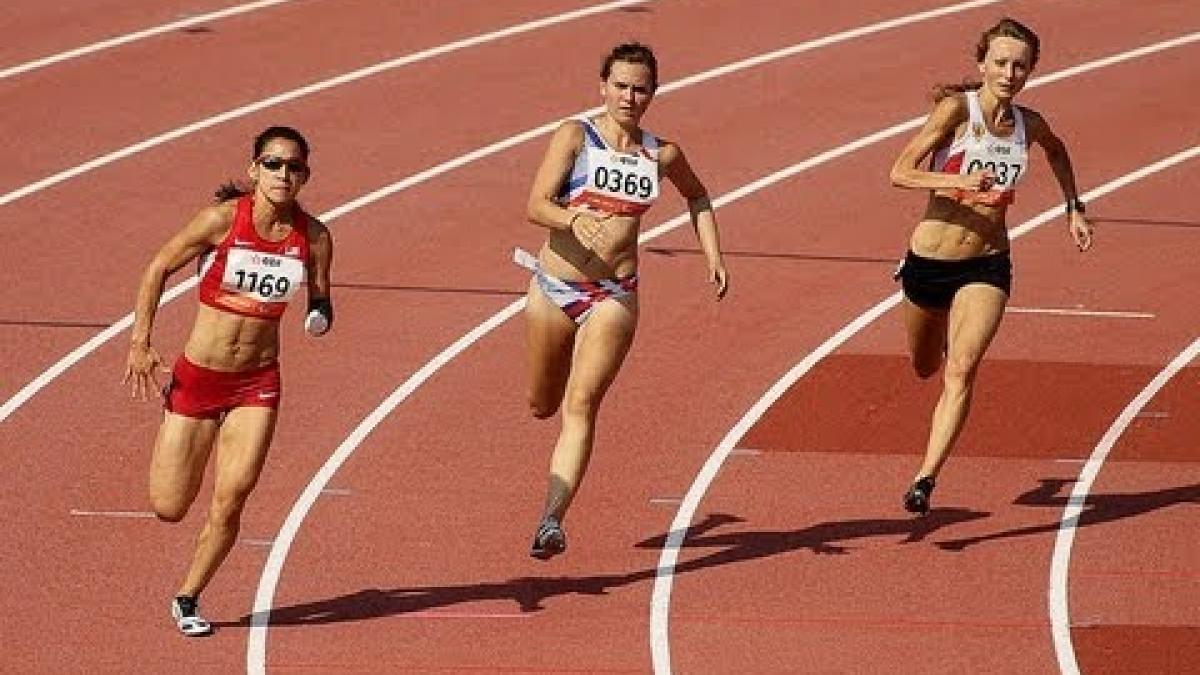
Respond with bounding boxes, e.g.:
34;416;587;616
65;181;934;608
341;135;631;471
931;90;1029;206
558;117;660;216
197;195;310;320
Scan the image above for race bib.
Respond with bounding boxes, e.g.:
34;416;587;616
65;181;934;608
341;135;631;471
221;248;305;303
961;141;1027;192
581;146;659;210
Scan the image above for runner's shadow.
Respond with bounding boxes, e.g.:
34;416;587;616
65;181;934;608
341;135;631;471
935;479;1200;551
220;508;987;629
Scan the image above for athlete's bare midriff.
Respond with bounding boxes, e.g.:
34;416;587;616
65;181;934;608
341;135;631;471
540;211;641;280
183;304;281;371
909;192;1011;260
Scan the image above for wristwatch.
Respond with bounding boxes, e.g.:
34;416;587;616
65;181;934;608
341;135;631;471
1066;197;1086;215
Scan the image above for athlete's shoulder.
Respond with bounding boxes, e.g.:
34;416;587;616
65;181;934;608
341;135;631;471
197;201;237;231
931;92;970;119
655;136;682;164
554;118;587;141
1016;103;1045;126
1016;104;1050;139
303;210;330;241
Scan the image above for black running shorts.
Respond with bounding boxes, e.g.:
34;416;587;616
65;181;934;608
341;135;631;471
894;250;1012;310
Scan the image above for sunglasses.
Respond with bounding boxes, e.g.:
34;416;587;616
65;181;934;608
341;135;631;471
257;156;309;173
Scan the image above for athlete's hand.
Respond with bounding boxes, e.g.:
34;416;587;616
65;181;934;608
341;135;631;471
708;262;729;300
961;170;995;192
1068;211;1093;252
570;212;613;252
123;342;169;401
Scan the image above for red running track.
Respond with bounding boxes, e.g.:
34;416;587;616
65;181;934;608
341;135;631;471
1;1;1197;673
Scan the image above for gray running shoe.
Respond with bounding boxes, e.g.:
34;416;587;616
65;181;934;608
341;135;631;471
530;516;567;560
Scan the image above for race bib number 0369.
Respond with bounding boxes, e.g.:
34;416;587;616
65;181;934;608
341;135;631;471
584;147;659;205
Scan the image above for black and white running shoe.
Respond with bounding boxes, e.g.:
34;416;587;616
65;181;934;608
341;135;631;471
171;595;213;637
530;516;567;560
903;476;936;515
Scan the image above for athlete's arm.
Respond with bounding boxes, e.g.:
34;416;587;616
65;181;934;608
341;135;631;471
1024;108;1093;251
527;121;587;231
526;120;614;252
123;204;230;400
890;95;992;192
661;141;728;299
304;219;334;335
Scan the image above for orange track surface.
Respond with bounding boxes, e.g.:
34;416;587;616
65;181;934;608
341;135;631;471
2;1;1197;673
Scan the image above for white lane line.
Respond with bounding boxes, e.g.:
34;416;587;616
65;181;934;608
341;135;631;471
247;35;1200;675
0;0;650;208
0;0;1006;424
1008;307;1155;319
242;3;1017;670
0;1;652;426
69;509;155;518
649;146;1200;675
1048;336;1200;675
0;0;298;81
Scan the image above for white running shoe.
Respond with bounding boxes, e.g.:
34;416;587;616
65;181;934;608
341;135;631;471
171;595;213;637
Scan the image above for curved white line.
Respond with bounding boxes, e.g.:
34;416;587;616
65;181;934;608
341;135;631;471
0;0;1009;422
0;0;298;81
0;0;650;208
0;1;651;426
245;2;1017;670
250;35;1200;675
1049;336;1200;675
650;143;1200;674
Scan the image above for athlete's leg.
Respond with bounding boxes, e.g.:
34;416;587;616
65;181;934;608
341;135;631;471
541;294;638;522
525;277;578;419
148;412;220;522
176;406;276;597
914;283;1007;480
902;298;949;379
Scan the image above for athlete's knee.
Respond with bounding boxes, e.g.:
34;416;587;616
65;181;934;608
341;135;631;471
530;402;558;419
151;496;189;523
528;390;560;419
942;352;983;388
561;387;603;419
912;355;941;380
209;486;254;527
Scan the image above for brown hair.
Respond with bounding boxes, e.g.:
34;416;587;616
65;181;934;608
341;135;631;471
931;17;1040;102
600;42;658;91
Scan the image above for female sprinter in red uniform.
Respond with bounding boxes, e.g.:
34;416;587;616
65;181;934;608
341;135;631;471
521;43;729;558
123;126;334;635
889;18;1093;514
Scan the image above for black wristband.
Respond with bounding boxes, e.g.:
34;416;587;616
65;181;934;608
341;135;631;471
308;296;333;326
1065;197;1085;214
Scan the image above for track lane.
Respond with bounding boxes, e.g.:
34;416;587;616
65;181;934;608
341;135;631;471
0;0;977;409
0;0;639;196
3;2;1001;672
6;2;1198;672
250;8;1200;673
665;48;1200;675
